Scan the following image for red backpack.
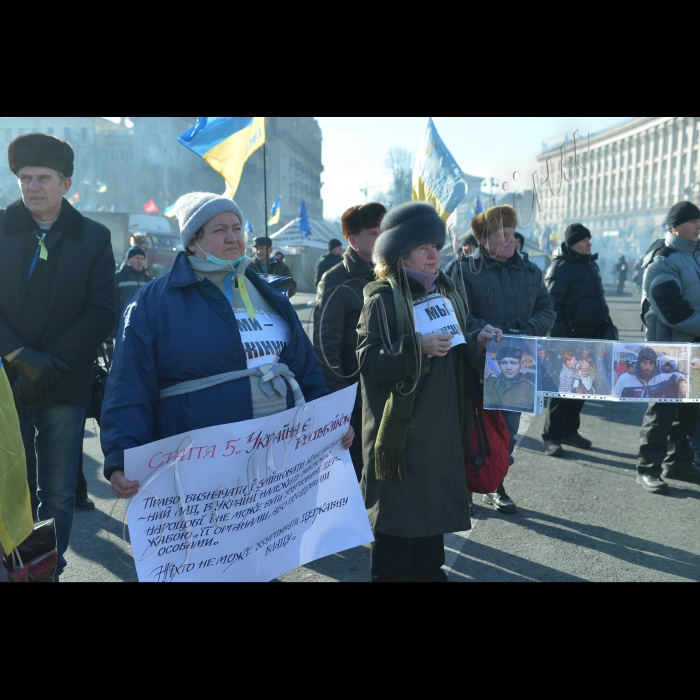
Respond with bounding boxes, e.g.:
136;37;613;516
465;402;511;495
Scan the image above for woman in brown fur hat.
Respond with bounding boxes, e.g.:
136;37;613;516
452;204;555;515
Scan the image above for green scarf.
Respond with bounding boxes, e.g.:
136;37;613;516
370;270;473;481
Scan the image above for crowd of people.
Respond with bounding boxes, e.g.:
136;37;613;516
3;132;700;583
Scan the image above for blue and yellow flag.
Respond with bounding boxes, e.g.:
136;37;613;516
268;197;282;227
244;220;253;236
178;117;266;199
412;118;466;222
0;361;33;554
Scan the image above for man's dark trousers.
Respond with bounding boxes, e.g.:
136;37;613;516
639;403;700;476
543;398;586;442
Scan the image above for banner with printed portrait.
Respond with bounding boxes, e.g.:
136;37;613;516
484;338;538;414
483;336;700;413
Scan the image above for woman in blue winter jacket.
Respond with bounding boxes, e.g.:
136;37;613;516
102;193;352;499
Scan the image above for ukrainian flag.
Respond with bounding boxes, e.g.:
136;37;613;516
268;197;282;227
178;117;266;199
412;118;466;222
0;360;34;555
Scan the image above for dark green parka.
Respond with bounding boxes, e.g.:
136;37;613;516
357;271;484;539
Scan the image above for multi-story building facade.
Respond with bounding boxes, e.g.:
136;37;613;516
535;117;700;256
0;117;325;237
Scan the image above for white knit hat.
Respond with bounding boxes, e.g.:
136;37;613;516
175;192;243;249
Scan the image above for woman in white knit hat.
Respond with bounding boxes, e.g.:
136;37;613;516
101;193;350;499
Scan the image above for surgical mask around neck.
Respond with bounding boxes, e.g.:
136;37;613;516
196;241;244;268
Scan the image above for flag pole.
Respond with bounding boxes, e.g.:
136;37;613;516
263;140;269;237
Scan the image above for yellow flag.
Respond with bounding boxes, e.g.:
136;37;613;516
0;365;33;554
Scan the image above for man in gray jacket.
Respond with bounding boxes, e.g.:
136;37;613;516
455;205;555;514
639;201;700;494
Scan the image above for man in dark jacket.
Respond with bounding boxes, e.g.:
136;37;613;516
250;236;297;298
314;239;344;288
454;205;555;514
614;255;628;294
0;134;117;578
542;224;612;457
313;203;386;479
112;245;152;339
637;201;700;494
444;235;478;278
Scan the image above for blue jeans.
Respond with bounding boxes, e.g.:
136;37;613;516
17;405;86;577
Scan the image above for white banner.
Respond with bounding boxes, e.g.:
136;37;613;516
124;385;373;583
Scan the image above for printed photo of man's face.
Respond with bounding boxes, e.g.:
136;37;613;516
499;357;522;379
638;359;656;381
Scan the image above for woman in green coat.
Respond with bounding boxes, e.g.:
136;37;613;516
357;202;501;582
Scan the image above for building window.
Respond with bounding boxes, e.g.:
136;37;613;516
64;127;72;142
81;127;88;142
47;127;54;135
5;129;11;141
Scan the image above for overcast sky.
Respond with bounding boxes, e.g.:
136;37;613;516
316;117;635;219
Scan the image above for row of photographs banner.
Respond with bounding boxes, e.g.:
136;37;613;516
484;336;700;415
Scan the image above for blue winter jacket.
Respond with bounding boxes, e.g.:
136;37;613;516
101;253;326;480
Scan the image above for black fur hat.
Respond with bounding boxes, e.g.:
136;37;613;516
374;201;445;264
8;133;75;178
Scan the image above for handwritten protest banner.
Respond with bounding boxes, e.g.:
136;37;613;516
413;294;466;350
124;385;373;582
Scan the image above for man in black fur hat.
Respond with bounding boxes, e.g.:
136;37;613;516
0;133;117;579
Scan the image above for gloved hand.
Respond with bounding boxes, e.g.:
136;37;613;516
12;377;44;405
9;348;69;391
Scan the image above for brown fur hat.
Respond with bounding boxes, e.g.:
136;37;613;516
342;202;387;240
8;133;74;178
472;205;518;242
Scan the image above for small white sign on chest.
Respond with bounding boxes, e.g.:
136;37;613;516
235;311;291;369
412;294;466;349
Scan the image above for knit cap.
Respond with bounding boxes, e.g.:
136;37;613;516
667;201;700;231
565;223;591;248
175;193;243;249
126;245;146;261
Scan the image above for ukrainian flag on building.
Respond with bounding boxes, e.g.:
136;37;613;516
268;197;282;227
0;359;34;555
412;118;466;222
178;117;266;199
